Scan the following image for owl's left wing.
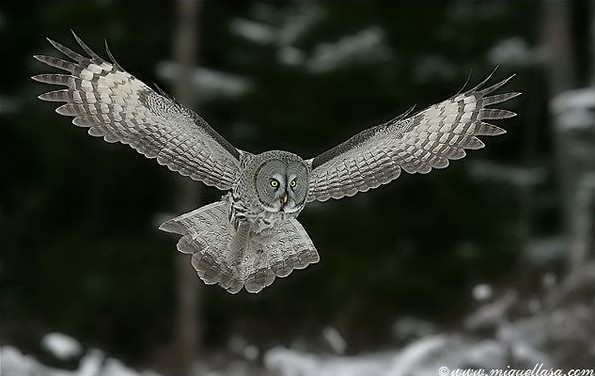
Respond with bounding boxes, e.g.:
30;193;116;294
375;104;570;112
33;32;241;190
307;71;520;202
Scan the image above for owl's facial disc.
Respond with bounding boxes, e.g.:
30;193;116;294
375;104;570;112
255;159;308;214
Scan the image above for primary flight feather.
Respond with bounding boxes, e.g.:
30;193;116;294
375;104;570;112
33;32;520;293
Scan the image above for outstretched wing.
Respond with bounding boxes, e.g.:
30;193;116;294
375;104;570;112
33;32;241;190
307;71;520;202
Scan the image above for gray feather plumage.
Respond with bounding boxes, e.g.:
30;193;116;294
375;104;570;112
34;33;520;294
33;31;240;190
159;198;319;294
307;72;521;202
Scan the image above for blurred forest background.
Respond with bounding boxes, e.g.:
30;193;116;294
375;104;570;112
1;1;594;376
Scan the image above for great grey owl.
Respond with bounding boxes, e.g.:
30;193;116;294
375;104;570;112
33;33;520;293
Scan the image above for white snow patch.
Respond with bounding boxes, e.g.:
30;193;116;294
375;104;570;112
230;4;322;67
526;236;566;265
306;27;391;73
243;345;260;362
463;340;507;369
103;358;157;376
472;283;493;302
391;316;435;341
263;334;522;376
77;349;105;376
465;291;518;331
156;63;252;101
0;346;163;376
386;335;449;376
469;161;548;187
551;87;595;131
42;332;82;360
278;4;323;46
487;37;544;66
322;326;347;355
230;19;276;45
264;346;394;376
1;346;60;376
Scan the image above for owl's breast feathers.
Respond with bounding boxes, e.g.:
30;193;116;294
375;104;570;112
228;191;294;234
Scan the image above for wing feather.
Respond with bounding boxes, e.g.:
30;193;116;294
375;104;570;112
33;33;241;190
307;71;520;202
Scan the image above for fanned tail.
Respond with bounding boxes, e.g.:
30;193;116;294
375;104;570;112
159;200;319;294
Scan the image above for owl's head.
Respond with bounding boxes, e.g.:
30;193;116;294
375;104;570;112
252;151;309;213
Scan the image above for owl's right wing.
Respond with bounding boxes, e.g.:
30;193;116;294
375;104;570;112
306;71;520;202
33;32;241;190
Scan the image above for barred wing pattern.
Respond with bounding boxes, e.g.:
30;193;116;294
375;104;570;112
307;73;520;202
32;33;241;190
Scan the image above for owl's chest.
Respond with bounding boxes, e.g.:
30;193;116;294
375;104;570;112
227;191;289;233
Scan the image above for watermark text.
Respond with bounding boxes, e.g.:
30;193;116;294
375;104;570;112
438;364;594;376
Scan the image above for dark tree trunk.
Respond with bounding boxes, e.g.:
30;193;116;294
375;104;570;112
542;0;595;275
542;1;576;271
172;0;202;374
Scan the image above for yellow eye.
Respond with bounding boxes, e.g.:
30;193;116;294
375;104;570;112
290;179;297;187
270;179;279;188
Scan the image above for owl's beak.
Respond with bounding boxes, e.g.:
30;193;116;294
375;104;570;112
281;192;288;205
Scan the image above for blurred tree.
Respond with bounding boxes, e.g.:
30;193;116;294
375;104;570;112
542;0;595;275
170;0;202;375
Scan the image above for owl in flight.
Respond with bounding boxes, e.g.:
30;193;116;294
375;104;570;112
33;33;520;294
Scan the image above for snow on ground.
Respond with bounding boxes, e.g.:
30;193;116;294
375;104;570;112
321;326;347;355
264;334;541;376
0;335;504;376
3;292;593;376
42;332;82;361
265;346;395;376
0;346;163;376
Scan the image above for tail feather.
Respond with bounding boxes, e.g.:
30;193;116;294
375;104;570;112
159;200;319;294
